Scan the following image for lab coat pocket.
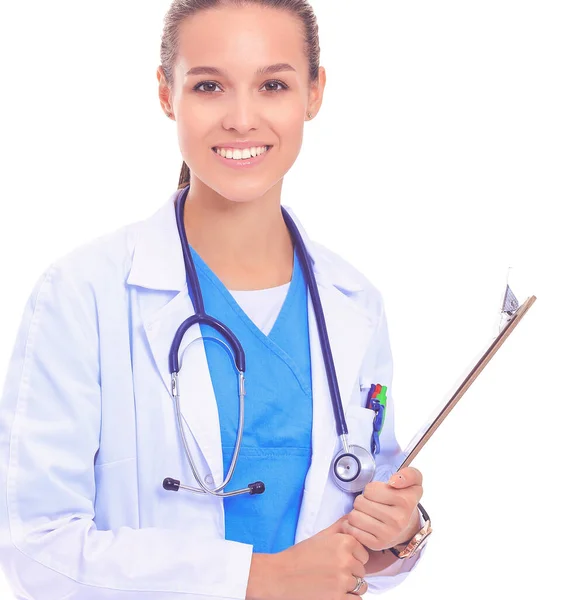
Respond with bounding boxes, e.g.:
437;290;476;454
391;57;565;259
345;404;376;453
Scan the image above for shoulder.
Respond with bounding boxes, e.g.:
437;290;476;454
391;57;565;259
309;239;385;325
284;206;383;321
283;205;385;324
30;214;143;304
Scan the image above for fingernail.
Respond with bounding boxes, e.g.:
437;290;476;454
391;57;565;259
389;474;403;486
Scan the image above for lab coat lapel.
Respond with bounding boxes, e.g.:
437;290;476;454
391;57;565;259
300;282;374;535
143;291;224;485
127;191;224;484
282;209;376;540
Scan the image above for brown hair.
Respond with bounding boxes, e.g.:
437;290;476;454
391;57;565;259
159;0;321;189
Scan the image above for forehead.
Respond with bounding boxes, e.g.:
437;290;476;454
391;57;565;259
175;5;307;74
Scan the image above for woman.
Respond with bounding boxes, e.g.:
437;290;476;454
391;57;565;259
0;1;430;598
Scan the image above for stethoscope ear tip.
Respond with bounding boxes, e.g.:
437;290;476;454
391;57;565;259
163;477;181;492
248;481;266;495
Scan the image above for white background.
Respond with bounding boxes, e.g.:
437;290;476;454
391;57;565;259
0;1;573;598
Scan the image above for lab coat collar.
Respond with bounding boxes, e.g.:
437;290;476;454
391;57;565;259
127;189;365;294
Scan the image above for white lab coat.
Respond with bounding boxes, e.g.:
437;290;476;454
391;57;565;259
0;191;426;600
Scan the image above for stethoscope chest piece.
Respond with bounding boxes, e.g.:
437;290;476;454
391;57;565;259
332;445;376;493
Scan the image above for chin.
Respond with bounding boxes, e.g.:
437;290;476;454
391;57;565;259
210;179;284;205
216;191;270;204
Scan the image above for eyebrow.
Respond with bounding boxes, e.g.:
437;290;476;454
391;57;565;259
185;62;296;78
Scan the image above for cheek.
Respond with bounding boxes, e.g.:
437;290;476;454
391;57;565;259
177;116;206;157
271;108;304;170
276;103;304;142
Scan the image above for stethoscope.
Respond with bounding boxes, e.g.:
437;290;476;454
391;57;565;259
162;185;376;497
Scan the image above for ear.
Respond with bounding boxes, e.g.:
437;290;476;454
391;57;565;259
157;66;174;119
307;65;326;118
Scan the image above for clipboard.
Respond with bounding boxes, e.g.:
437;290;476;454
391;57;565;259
396;293;537;471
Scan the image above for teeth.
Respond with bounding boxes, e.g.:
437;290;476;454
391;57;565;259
214;146;269;160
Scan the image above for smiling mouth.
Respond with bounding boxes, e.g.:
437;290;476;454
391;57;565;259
212;145;272;160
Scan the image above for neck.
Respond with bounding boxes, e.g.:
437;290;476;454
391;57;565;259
182;178;294;290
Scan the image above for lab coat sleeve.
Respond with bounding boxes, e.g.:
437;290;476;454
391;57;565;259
0;264;253;600
359;292;429;594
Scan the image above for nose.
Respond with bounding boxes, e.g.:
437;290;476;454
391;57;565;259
221;89;260;134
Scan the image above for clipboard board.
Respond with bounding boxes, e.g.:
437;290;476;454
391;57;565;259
396;293;537;471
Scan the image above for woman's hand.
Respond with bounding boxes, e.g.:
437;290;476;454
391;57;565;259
257;518;370;600
341;467;424;551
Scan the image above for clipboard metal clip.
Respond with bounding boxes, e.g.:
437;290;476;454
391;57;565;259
500;284;520;331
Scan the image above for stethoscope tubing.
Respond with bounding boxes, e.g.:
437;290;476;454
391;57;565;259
164;185;372;497
280;206;349;439
170;186;245;373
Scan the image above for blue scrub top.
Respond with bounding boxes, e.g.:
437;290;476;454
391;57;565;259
189;245;313;554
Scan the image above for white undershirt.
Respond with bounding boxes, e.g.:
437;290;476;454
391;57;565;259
229;282;290;336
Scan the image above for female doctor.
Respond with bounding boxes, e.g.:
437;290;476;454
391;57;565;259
0;1;430;599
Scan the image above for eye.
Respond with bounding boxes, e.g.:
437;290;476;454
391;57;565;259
193;81;222;93
262;80;288;92
192;79;289;94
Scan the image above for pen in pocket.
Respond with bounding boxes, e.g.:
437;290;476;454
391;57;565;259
366;384;387;454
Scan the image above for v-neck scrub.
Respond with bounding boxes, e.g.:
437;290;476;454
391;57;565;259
188;245;313;554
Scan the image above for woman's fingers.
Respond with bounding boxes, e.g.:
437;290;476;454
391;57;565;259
348;533;370;565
